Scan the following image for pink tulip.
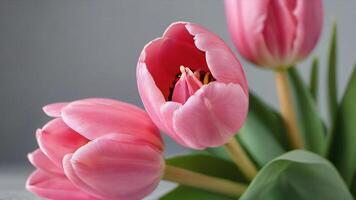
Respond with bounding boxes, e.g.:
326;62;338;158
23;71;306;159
224;0;323;68
137;22;249;149
27;150;98;200
27;98;164;200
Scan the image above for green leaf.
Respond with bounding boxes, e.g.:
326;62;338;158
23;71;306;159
165;154;246;182
160;154;246;199
328;66;356;186
287;68;326;154
309;57;319;102
248;93;290;149
160;186;234;200
206;145;231;162
240;150;353;200
237;93;288;167
328;22;338;123
207;93;287;168
351;172;356;197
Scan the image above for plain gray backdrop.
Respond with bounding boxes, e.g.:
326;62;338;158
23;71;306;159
0;0;355;165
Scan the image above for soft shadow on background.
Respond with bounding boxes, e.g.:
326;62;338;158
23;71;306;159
0;0;355;170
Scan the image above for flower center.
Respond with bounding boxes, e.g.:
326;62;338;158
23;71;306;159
168;66;215;103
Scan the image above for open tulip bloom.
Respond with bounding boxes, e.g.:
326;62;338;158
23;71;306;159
26;1;356;200
137;22;249;150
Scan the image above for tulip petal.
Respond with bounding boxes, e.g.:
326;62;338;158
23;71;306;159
261;0;298;63
292;0;323;61
63;134;164;200
224;0;275;66
28;149;64;176
61;98;163;150
159;101;186;145
163;21;196;47
26;170;97;200
37;118;89;167
138;39;176;100
137;61;202;147
173;82;248;149
137;62;169;131
43;102;69;117
186;22;248;95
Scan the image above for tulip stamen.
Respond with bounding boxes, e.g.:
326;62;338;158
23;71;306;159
203;72;211;85
179;65;187;74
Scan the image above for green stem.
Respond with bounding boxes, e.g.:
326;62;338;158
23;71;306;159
275;70;304;149
163;165;247;197
224;138;258;181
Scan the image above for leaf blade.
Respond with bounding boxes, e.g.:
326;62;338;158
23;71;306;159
328;22;338;123
165;154;246;182
310;57;319;102
328;66;356;186
240;150;353;200
287;68;326;154
160;186;234;200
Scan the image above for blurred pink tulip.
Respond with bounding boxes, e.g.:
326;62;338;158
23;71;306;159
224;0;323;68
137;22;249;149
27;98;164;200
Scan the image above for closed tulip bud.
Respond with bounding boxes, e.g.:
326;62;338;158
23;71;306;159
224;0;323;69
26;98;164;200
27;150;97;200
137;22;249;149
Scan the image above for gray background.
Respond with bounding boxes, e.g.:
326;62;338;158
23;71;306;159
0;0;355;168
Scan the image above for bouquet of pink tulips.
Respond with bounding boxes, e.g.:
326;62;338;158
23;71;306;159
26;1;356;200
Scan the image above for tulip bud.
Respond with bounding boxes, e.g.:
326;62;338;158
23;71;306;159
26;149;97;200
224;0;323;69
137;22;249;149
26;169;98;200
27;98;164;200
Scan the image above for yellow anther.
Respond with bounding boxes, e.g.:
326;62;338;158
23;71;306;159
180;66;186;74
203;72;211;85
